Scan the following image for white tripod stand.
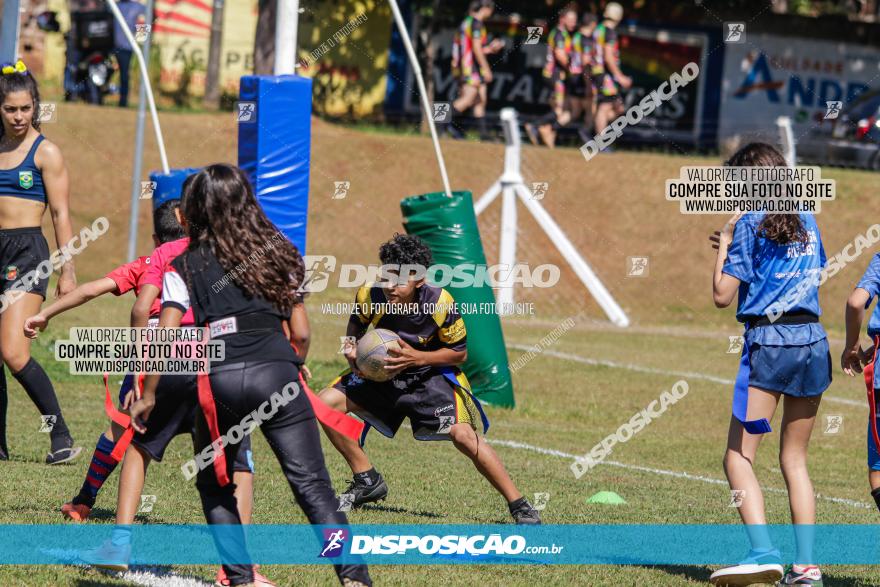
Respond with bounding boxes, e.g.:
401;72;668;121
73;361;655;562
474;108;630;327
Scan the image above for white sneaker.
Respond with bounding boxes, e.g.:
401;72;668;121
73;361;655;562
710;549;784;586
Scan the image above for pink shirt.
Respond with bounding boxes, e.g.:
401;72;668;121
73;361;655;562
145;237;195;326
105;255;160;316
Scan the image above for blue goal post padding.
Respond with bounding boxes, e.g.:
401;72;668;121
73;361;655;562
149;167;201;208
237;75;312;255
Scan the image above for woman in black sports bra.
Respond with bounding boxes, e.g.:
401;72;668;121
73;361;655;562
130;164;371;587
0;61;79;464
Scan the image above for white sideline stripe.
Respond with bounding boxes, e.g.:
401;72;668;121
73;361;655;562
116;569;210;587
39;550;209;586
486;438;872;510
507;344;864;408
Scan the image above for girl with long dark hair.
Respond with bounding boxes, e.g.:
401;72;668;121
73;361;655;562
709;143;828;587
129;164;371;586
0;61;79;464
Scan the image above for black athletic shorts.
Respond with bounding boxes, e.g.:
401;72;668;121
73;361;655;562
133;373;253;472
566;75;589;98
0;227;51;299
332;367;483;442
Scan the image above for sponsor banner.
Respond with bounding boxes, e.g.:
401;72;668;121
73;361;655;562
296;0;393;117
8;525;880;564
151;0;257;96
615;27;708;145
719;34;879;141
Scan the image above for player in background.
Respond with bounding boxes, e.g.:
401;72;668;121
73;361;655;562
567;13;598;144
23;200;184;521
129;164;371;587
317;234;542;525
842;247;880;522
525;6;577;148
591;2;631;141
446;0;504;141
0;61;79;464
709;143;829;587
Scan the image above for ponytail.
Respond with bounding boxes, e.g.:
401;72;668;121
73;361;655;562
725;142;806;245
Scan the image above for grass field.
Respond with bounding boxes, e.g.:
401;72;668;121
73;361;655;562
2;103;880;586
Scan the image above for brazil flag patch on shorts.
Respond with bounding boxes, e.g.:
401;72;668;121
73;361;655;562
18;171;33;189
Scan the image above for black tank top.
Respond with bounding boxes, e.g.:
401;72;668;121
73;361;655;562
169;243;299;365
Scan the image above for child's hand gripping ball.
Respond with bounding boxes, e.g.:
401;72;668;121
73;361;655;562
356;328;401;382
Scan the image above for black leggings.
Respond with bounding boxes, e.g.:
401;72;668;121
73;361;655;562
194;360;371;586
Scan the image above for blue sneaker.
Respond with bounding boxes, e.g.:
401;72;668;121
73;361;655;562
709;549;784;586
79;539;131;571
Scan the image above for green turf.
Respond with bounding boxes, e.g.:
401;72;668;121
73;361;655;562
4;101;880;585
1;304;880;586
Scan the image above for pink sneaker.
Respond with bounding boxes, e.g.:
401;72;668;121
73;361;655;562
215;565;276;586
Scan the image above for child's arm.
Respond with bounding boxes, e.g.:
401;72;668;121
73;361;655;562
341;318;369;375
843;287;870;376
131;284;160;328
385;295;467;376
130;305;184;433
711;213;745;308
23;277;118;337
288;302;311;360
386;341;466;376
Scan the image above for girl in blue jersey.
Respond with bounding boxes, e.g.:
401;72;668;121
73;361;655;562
842;250;880;517
709;143;829;587
0;61;79;464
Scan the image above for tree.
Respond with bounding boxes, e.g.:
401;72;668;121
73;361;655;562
204;0;225;108
254;0;276;75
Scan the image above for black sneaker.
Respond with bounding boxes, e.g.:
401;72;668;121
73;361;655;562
577;126;594;144
46;435;82;465
0;443;7;461
509;499;542;525
340;473;388;508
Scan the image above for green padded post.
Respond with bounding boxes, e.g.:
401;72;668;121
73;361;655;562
400;191;515;407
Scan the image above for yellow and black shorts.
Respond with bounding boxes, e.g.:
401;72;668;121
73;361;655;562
331;367;486;443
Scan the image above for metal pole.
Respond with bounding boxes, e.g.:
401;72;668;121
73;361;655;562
473;181;500;215
274;0;299;75
387;0;452;198
515;183;630;328
499;108;523;183
776;116;796;168
1;0;22;62
126;0;155;261
497;185;517;313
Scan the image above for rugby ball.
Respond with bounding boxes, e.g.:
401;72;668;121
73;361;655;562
356;329;401;382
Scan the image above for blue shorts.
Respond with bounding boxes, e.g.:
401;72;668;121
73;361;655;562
868;423;880;471
747;338;831;397
118;373;135;404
